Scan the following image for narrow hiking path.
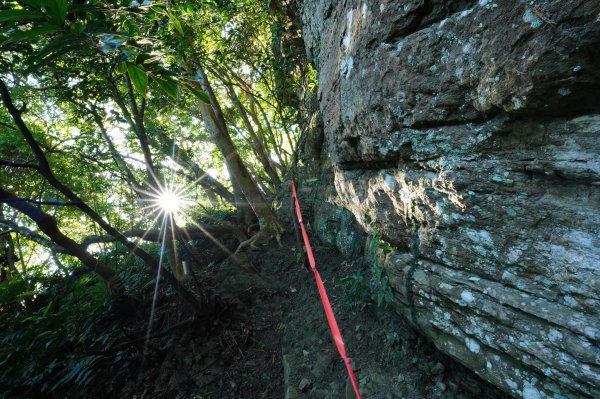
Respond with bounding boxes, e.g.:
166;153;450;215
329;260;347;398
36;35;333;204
119;232;509;399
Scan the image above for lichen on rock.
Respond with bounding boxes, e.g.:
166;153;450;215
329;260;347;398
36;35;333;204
297;0;600;397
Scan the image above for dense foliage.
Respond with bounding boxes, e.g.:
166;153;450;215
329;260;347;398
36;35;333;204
0;1;306;396
0;253;149;398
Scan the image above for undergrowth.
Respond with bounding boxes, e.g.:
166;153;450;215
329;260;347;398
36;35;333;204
190;206;237;226
0;247;151;399
338;228;394;309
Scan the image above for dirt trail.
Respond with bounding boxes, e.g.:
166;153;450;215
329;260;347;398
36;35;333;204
128;233;509;399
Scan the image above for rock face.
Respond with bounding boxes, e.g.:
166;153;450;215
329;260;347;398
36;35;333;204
297;1;600;398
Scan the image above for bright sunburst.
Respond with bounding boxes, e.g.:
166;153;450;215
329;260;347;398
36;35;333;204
157;188;183;214
142;183;192;219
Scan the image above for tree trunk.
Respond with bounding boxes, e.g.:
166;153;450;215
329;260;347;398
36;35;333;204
193;63;282;242
0;207;18;281
127;77;160;180
14;231;26;274
224;83;281;189
88;108;144;195
0;232;7;282
204;188;220;207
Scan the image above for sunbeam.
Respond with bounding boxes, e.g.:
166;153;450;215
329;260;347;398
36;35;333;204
157;188;183;214
137;182;194;220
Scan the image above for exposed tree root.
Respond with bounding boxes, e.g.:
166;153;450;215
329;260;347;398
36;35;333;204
235;225;283;254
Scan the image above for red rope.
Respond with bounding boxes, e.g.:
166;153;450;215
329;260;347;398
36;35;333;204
291;178;362;399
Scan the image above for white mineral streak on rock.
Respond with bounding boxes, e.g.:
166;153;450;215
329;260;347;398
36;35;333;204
300;0;600;397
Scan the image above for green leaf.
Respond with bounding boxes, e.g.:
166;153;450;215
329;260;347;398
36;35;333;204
32;32;78;59
154;76;178;99
24;32;80;72
44;0;69;23
184;83;210;104
42;301;53;317
2;24;63;45
135;53;162;70
114;61;128;74
71;21;86;35
172;18;184;36
127;63;147;96
19;0;44;8
168;12;184;36
16;289;38;300
378;241;393;252
0;9;44;22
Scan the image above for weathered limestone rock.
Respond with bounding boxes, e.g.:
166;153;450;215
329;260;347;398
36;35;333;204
298;0;600;397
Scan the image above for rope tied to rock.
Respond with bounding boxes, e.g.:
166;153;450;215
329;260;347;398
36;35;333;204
291;177;362;399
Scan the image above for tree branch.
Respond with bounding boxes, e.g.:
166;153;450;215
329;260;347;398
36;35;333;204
87;105;145;194
0;159;38;169
0;189;122;295
0;217;66;253
0;79;200;309
147;128;236;205
81;224;248;247
124;74;160;185
0;121;17;131
21;198;80;206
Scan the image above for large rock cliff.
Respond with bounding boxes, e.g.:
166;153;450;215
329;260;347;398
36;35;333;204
297;1;600;398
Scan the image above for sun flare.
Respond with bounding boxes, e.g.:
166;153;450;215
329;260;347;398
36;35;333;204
145;184;192;218
157;189;182;214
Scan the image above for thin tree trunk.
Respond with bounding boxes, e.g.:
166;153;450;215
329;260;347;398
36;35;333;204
245;162;272;197
148;129;236;206
124;75;160;186
215;64;289;171
244;97;287;173
204;188;220;207
89;108;144;194
193;63;281;242
0;207;18;280
0;232;7;282
224;83;281;189
15;231;26;274
118;81;192;303
5;232;17;277
223;67;293;169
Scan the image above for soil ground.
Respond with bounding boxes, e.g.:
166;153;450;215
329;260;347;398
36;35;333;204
120;232;510;399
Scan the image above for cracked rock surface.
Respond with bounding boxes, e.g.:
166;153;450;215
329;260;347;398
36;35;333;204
298;0;600;397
